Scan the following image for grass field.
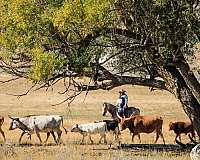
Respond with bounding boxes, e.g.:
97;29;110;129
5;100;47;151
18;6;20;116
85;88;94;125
0;74;192;160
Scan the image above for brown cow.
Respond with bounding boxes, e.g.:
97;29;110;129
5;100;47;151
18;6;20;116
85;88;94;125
117;114;165;144
0;116;6;142
169;121;195;143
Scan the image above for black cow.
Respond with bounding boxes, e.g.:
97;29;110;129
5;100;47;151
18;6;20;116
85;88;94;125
94;119;121;147
94;120;120;140
103;120;120;140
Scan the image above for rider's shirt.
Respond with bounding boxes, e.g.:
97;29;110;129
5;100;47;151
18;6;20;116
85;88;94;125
116;95;128;109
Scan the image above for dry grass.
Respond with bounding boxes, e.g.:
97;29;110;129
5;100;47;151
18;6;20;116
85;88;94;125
0;74;192;160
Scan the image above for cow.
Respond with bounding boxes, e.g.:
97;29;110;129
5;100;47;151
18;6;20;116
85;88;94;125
9;115;68;143
95;120;120;140
117;114;165;144
71;122;107;144
95;120;121;147
0;116;6;142
169;121;195;143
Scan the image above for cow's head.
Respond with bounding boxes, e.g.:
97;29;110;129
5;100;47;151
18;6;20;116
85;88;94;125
169;122;175;131
71;124;82;133
8;115;20;130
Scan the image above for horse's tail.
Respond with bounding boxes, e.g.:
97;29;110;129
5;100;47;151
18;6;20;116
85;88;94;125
136;108;140;115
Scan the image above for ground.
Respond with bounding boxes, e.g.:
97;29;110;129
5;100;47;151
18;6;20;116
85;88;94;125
0;74;192;160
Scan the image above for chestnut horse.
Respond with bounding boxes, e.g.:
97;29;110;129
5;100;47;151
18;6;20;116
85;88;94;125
102;102;140;119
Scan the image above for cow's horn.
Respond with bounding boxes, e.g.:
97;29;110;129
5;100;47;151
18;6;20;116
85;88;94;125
8;115;14;120
8;115;18;120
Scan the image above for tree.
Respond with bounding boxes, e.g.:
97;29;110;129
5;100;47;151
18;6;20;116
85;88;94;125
1;0;200;137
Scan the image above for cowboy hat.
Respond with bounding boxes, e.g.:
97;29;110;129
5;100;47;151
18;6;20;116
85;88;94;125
119;89;126;93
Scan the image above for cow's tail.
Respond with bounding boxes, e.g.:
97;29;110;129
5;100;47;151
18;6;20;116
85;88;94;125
61;116;68;134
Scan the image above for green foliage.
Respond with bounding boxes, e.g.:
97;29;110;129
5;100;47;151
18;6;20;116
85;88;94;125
52;0;111;38
0;0;113;81
28;48;65;82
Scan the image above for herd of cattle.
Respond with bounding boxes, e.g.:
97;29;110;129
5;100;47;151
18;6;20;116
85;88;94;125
0;102;196;145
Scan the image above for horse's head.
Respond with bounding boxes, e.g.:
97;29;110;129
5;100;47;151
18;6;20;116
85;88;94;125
102;102;108;116
102;102;117;119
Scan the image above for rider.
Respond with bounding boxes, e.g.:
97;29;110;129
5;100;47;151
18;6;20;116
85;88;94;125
117;89;128;117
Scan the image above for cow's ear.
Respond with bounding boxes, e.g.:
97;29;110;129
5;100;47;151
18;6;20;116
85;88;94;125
16;118;19;121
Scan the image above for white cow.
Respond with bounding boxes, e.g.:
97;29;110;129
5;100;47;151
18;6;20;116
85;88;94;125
71;122;107;144
9;115;68;143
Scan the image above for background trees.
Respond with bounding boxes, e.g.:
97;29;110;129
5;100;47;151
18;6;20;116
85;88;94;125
1;0;200;137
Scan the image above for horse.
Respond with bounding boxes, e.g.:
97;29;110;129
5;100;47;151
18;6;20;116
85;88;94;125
102;102;140;120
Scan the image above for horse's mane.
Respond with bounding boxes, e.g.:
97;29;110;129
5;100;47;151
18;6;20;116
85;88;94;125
103;102;116;108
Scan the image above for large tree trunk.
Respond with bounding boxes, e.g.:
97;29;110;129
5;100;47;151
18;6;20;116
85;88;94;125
164;62;200;138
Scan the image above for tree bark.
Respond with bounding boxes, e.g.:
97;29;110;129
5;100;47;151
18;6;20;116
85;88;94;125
164;64;200;138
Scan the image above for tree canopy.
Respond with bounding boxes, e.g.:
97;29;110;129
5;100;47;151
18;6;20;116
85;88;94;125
0;0;199;85
0;0;111;81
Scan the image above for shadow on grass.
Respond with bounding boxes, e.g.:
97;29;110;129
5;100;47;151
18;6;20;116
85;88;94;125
91;143;193;153
11;142;64;147
120;143;191;152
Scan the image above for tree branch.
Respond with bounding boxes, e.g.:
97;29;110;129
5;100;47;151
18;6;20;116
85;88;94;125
79;76;166;91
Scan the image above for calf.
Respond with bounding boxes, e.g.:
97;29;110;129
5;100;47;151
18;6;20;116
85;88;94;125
117;114;165;144
71;122;107;144
0;116;5;142
169;121;195;143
